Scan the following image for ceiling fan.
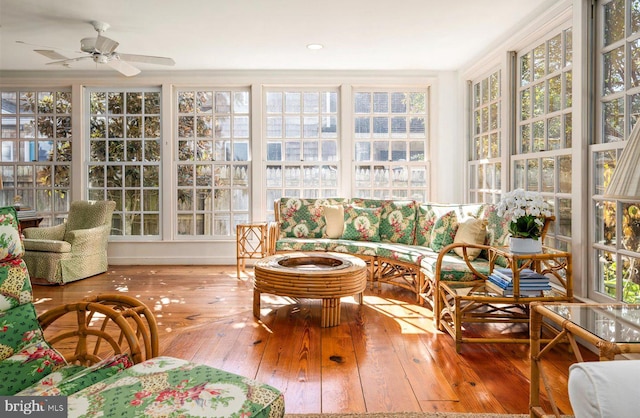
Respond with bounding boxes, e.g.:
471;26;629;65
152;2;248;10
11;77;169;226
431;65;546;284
24;20;175;77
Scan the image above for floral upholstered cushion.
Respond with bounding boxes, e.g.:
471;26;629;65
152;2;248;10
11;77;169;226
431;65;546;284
0;303;45;361
67;356;285;418
416;204;458;247
0;340;67;395
327;239;380;257
421;252;491;284
279;197;345;238
0;206;24;263
0;259;33;312
429;210;459;252
483;204;509;247
482;204;510;266
0;259;43;361
17;354;133;396
275;238;332;252
342;205;382;242
352;199;417;245
374;243;433;265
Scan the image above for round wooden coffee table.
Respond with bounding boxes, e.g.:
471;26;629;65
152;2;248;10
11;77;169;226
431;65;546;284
253;252;367;327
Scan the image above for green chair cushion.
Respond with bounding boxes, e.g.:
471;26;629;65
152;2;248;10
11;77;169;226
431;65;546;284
67;356;284;418
17;354;133;396
0;206;24;263
23;239;72;253
0;340;67;395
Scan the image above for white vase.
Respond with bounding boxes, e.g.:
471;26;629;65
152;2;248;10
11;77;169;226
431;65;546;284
509;237;542;253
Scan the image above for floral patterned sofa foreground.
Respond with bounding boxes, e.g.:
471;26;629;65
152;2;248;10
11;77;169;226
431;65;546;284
268;197;553;314
0;206;284;417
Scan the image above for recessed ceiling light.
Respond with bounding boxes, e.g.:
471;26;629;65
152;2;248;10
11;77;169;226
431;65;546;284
306;44;324;50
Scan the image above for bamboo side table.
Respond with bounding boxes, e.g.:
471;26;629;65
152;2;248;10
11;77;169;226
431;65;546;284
236;222;268;278
437;246;573;352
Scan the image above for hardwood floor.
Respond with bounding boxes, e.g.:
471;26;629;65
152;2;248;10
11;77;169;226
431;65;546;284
31;265;594;415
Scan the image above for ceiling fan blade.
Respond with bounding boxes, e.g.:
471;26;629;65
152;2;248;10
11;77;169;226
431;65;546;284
95;34;119;54
17;40;80;54
34;50;70;60
45;56;92;66
106;59;141;77
118;53;175;66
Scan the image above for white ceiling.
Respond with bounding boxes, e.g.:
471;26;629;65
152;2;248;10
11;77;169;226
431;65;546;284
0;0;558;75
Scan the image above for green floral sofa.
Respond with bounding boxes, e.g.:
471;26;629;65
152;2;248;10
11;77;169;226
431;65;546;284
267;197;516;310
0;206;285;417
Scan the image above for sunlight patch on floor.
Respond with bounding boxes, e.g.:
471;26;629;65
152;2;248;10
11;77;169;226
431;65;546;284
256;293;437;334
33;297;53;305
362;295;437;335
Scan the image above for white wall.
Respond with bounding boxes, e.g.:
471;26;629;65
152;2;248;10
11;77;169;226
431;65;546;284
430;71;464;203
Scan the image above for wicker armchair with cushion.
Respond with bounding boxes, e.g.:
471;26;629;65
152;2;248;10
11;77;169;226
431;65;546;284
0;206;285;417
22;200;115;285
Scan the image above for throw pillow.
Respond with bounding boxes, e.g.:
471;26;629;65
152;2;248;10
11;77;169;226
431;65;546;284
341;205;382;242
279;197;345;238
415;205;437;246
453;217;488;261
352;199;417;244
323;204;345;239
0;206;24;263
429;210;459;252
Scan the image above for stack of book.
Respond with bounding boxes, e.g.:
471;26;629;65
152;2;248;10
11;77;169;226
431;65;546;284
486;267;551;297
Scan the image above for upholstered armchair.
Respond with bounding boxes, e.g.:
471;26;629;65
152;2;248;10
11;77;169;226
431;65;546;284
22;200;116;285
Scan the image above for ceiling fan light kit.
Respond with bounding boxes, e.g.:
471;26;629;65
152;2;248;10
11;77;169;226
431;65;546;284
21;20;174;77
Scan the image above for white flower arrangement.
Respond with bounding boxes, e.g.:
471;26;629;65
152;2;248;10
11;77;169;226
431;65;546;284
496;189;553;240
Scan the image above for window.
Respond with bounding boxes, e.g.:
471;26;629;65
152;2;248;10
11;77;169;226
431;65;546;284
264;88;339;219
353;89;428;199
594;0;640;302
468;70;502;204
0;89;72;225
176;89;251;236
515;25;573;251
87;88;162;237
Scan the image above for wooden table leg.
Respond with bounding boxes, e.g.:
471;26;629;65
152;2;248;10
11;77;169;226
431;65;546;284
354;292;363;305
321;298;340;327
530;304;542;417
253;289;261;320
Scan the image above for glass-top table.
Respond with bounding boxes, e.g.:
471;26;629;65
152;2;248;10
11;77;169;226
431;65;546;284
529;302;640;417
543;303;640;344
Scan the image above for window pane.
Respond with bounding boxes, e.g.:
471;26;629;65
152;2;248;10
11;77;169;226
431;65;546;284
604;0;625;46
603;46;625;95
265;88;340;218
354;88;428;198
175;88;250;236
1;88;72;224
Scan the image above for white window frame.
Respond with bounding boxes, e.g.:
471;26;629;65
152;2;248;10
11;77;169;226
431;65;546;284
174;87;251;238
263;87;340;220
86;87;163;239
0;88;73;226
351;87;429;200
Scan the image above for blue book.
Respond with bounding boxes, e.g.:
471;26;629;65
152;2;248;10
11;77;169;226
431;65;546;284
488;275;550;290
493;267;547;282
488;275;517;289
485;280;549;297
